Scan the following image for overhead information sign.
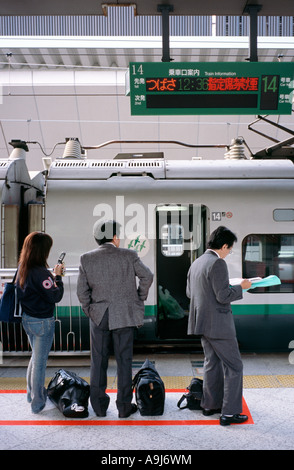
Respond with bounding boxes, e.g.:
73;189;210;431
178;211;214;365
129;62;294;115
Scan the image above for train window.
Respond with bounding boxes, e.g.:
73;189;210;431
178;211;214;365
242;234;294;293
28;204;45;232
273;209;294;221
2;204;19;268
161;224;184;256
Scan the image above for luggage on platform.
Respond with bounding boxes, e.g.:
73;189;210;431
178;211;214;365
132;359;165;416
47;369;90;418
177;377;203;410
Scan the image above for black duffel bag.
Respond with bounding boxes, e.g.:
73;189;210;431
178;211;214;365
177;377;203;410
132;359;165;416
47;369;90;418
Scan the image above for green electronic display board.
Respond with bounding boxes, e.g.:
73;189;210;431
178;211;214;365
129;62;294;115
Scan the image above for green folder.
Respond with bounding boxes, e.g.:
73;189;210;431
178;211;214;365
248;275;281;289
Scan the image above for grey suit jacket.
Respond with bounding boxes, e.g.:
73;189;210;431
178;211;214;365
186;250;243;339
77;243;153;330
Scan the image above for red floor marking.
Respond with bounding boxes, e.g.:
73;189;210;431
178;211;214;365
0;392;254;426
0;419;222;426
0;388;184;394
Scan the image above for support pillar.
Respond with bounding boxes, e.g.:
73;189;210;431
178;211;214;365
157;4;174;62
244;4;262;62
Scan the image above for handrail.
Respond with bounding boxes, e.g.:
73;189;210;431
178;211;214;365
0;267;79;277
0;266;86;353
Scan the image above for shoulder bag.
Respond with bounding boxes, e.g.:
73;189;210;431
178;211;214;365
0;270;22;323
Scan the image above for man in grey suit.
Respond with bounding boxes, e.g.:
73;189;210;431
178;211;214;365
186;226;251;426
77;220;153;418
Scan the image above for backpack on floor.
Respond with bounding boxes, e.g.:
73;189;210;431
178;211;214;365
132;359;165;416
47;369;90;418
177;377;203;410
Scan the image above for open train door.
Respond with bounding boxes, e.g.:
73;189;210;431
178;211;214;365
156;204;207;340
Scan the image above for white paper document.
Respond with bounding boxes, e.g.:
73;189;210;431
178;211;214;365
229;277;262;286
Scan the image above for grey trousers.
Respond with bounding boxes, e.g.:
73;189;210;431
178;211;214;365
90;310;135;416
200;336;244;415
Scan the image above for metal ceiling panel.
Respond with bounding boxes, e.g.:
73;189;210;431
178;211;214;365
1;36;294;71
1;46;293;71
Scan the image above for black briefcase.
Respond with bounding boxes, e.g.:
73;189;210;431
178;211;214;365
47;369;90;418
177;377;203;410
132;359;165;416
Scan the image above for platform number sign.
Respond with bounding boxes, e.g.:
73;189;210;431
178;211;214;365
212;212;222;222
212;212;233;221
129;62;294;116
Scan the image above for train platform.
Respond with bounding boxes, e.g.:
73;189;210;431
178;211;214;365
0;351;294;456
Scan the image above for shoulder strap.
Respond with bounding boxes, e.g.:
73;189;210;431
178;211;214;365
177;394;188;409
12;269;18;284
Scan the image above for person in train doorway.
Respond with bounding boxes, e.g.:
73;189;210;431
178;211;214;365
77;219;153;418
186;226;252;426
16;232;64;414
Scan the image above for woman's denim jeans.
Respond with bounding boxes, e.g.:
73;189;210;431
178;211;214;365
22;313;55;413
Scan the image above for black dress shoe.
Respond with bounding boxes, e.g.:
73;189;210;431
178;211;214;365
118;404;138;418
202;408;222;416
220;414;248;426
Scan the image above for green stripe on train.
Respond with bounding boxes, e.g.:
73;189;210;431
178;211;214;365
55;304;294;318
54;305;157;318
232;304;294;315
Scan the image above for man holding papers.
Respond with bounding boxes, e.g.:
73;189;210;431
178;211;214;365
186;226;252;426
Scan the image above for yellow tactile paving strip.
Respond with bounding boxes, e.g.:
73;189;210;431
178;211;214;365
1;375;294;390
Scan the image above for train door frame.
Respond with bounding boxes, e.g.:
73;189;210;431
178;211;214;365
155;203;208;340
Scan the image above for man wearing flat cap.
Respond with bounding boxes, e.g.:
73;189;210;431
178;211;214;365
77;220;153;418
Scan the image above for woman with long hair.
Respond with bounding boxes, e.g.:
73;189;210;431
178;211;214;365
17;232;64;413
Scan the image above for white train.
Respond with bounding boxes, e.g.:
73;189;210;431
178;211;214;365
1;134;294;353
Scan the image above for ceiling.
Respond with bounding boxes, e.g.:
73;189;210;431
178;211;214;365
1;1;293;70
1;37;293;71
0;0;293;17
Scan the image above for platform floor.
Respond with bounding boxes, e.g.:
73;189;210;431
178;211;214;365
1;352;294;453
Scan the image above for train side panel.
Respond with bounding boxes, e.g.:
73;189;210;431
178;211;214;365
45;161;294;352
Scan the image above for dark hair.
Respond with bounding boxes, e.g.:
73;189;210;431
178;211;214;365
17;232;53;288
207;226;237;250
94;220;121;245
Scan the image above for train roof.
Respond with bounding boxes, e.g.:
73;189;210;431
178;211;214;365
0;144;32;185
47;157;294;180
0;158;31;185
0;160;11;178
